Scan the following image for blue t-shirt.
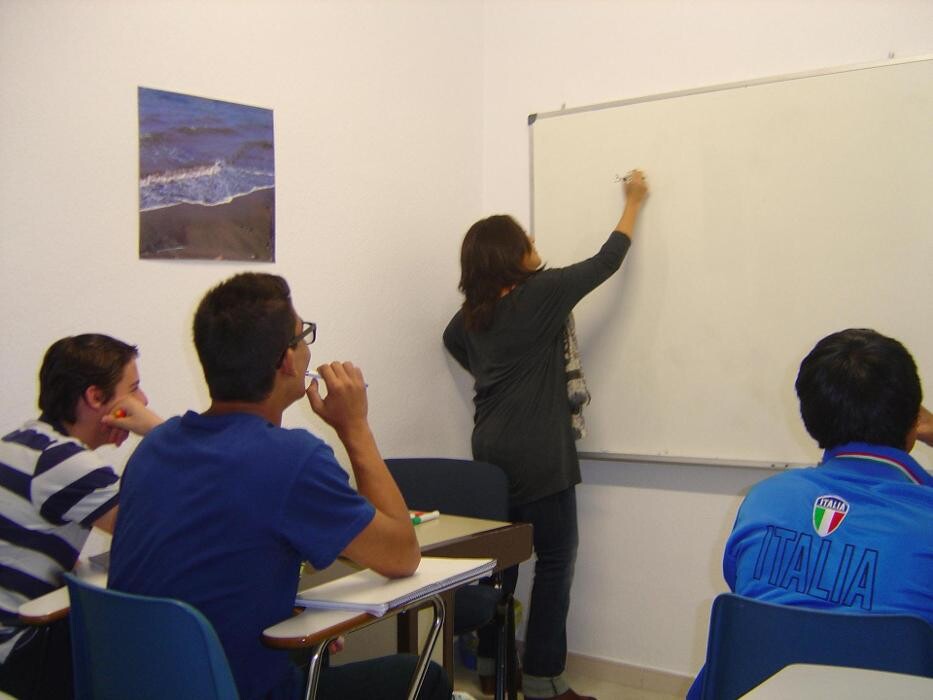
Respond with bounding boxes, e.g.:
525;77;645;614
109;411;376;700
724;442;933;623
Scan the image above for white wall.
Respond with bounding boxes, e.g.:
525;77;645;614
2;0;931;682
478;0;933;678
0;0;482;466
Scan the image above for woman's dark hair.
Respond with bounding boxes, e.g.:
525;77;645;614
458;215;539;331
38;334;138;424
193;273;296;402
795;328;922;450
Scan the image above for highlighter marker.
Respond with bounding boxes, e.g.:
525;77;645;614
410;510;440;525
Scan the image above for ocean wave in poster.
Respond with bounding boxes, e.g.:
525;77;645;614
139;159;274;211
138;87;274;211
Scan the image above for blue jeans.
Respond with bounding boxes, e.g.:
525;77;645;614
478;486;579;688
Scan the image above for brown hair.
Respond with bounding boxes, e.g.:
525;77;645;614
458;215;538;331
39;335;138;423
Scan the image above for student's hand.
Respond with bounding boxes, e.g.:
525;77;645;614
100;395;163;445
916;405;933;447
101;424;131;448
306;361;369;438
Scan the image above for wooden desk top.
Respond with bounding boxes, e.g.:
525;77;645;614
264;516;532;649
19;572;107;625
296;515;532;589
19;513;533;650
416;515;532;570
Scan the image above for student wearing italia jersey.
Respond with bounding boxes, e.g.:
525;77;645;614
688;328;932;699
0;334;162;699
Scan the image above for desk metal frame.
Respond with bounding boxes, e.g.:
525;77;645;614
265;516;533;698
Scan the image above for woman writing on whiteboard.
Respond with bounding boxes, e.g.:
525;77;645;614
443;170;649;700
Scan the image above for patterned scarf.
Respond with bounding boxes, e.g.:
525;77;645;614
563;313;590;440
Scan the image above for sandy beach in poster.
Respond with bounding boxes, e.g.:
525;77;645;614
139;187;275;261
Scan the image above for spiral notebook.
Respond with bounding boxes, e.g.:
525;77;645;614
295;556;496;617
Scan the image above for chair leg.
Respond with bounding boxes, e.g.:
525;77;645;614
506;595;518;700
494;594;516;700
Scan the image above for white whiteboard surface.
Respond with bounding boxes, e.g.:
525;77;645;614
530;57;933;468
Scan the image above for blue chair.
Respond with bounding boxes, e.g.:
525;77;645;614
385;458;518;700
64;574;239;700
697;593;933;699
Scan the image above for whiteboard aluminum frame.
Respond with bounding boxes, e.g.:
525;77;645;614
527;54;933;469
529;54;933;236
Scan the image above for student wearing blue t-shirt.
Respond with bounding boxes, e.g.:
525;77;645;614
688;328;933;698
109;273;451;700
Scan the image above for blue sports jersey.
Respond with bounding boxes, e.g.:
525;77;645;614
687;443;932;700
724;442;933;624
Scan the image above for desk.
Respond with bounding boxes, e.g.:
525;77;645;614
20;515;533;689
264;515;533;680
406;514;532;676
739;663;933;699
19;572;107;625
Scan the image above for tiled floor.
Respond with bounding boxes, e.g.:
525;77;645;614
453;660;682;700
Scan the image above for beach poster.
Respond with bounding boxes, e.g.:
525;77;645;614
138;87;275;261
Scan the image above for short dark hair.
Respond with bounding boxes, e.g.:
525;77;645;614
795;328;922;450
38;334;139;424
193;273;296;402
459;215;538;332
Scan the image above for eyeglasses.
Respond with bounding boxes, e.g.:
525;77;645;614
290;321;317;347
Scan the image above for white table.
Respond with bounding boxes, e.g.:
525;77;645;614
18;571;107;625
740;663;933;699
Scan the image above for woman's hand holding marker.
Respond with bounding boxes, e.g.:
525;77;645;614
622;169;649;202
613;169;649;240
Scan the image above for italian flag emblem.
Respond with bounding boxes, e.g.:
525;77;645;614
813;495;849;537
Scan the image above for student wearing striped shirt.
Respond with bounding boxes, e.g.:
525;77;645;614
688;328;932;699
0;334;162;699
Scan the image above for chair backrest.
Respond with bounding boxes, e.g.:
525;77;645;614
64;574;239;700
385;458;509;521
701;593;933;699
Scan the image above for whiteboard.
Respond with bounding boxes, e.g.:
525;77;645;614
530;57;933;468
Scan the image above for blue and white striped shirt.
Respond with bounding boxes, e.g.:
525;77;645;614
0;418;119;661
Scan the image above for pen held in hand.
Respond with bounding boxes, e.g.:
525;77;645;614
305;371;369;388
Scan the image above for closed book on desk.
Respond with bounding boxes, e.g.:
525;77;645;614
295;556;496;617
